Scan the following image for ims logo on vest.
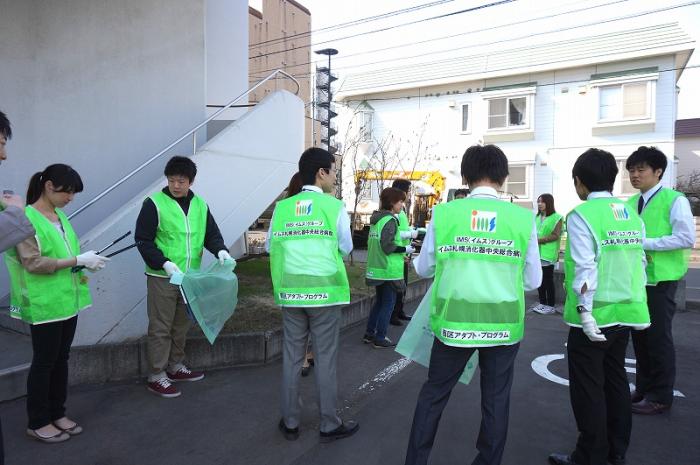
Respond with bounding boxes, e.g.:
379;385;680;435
610;203;630;221
295;200;313;216
471;210;497;233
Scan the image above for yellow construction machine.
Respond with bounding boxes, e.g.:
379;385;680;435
353;170;446;230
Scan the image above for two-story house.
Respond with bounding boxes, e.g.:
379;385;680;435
335;22;695;214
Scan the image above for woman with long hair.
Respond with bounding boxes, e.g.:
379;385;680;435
4;164;109;443
285;171;303;198
531;193;563;314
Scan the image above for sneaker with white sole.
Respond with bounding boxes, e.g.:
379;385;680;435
167;366;205;382
147;377;181;398
529;304;545;313
535;305;556;315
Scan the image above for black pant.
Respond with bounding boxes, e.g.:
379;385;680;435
568;326;631;465
405;339;519;465
27;316;77;429
392;260;410;318
537;264;555;306
631;281;678;405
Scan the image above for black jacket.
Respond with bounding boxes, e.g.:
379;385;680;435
135;187;227;270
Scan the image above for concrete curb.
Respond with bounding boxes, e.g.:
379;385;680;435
0;363;30;402
66;278;432;386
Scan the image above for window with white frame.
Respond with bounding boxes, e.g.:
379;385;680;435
359;111;373;142
504;165;528;198
460;103;471;133
590;69;658;127
488;96;528;130
617;161;637;196
598;81;652;122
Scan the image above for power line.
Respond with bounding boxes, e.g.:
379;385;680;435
249;0;516;61
253;0;698;84
250;0;627;77
249;0;458;50
251;0;632;78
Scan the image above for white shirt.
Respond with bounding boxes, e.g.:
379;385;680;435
413;186;542;291
567;191;647;310
638;182;695;251
265;185;353;256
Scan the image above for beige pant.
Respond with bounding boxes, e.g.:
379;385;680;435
146;275;192;381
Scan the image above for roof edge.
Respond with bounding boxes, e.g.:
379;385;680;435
336;43;695;101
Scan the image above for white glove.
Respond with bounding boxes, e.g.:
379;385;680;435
217;250;233;265
76;251;110;271
580;311;606;342
405;245;416;254
399;229;420;240
163;261;182;277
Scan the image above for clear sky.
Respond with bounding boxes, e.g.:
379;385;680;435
284;0;700;118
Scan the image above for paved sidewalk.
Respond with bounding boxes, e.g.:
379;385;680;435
2;297;698;465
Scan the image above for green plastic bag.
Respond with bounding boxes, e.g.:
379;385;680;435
396;284;478;385
170;260;238;344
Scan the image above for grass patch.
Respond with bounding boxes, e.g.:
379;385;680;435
199;256;421;334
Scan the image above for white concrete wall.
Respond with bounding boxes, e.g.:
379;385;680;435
339;55;680;216
0;0;207;234
0;0;252;308
206;0;248;122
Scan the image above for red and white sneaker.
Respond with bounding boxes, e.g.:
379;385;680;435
167;366;205;382
147;377;181;398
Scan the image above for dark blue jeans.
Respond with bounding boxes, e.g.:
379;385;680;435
365;282;397;342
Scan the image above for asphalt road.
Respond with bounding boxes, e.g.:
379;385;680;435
2;296;698;465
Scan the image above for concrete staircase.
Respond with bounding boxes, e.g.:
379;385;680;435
0;89;303;400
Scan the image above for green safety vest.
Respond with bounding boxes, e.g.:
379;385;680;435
145;191;208;277
397;210;411;246
537;212;563;263
431;198;533;347
4;206;92;324
269;191;350;307
563;198;649;328
366;214;404;281
627;188;690;285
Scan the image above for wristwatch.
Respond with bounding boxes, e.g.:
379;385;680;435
576;305;590;314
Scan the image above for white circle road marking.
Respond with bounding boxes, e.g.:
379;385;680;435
531;354;685;398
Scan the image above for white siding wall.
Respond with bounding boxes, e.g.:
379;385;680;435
339;55;680;216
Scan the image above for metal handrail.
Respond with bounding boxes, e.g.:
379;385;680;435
69;69;300;219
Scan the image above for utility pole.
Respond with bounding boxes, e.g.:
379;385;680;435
314;48;340;198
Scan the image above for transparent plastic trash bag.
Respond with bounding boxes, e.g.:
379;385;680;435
396;284;478;385
170;260;238;344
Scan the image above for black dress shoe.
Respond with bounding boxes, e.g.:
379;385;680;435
389;317;404;326
608;454;626;465
632;398;671;415
319;420;359;443
278;418;299;441
548;453;578;465
398;312;412;321
630;390;643;403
